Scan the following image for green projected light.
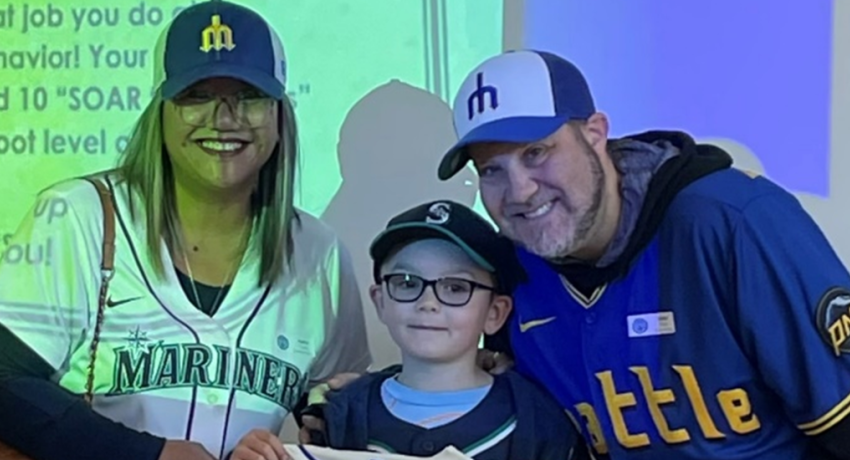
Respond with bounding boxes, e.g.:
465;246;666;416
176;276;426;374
0;0;503;254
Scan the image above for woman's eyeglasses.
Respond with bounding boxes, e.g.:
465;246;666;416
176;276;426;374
173;90;274;128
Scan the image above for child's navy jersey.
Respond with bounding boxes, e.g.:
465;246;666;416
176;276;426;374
365;375;514;459
508;168;850;459
318;369;588;460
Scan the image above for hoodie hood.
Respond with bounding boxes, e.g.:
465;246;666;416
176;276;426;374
551;130;733;293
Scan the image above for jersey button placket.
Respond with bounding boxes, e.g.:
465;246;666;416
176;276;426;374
582;307;606;430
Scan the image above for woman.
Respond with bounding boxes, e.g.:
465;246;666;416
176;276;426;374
0;2;371;460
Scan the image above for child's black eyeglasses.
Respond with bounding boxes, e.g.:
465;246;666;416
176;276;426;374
381;273;495;307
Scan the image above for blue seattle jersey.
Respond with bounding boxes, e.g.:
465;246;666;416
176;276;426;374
508;168;850;459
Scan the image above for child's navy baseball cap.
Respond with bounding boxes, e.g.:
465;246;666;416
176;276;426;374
152;0;286;100
369;200;524;294
438;50;596;180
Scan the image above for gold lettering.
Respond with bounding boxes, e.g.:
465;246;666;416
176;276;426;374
630;366;690;444
673;365;725;439
828;321;844;356
597;370;650;448
717;388;761;434
575;403;609;455
828;315;850;356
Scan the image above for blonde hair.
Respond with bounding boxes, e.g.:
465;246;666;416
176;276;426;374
117;90;299;287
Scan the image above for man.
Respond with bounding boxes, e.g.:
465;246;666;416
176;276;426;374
434;49;850;459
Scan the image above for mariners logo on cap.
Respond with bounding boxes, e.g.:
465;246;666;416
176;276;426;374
467;72;499;120
425;202;450;225
200;14;236;52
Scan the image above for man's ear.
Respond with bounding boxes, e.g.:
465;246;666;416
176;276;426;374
369;284;388;325
483;294;513;335
582;112;610;151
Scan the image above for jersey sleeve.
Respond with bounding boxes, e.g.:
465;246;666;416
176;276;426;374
734;190;850;436
0;183;100;372
307;239;372;385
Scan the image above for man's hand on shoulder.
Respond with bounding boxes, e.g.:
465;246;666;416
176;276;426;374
477;349;514;375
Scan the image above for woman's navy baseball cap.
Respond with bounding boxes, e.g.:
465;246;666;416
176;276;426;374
152;1;286;100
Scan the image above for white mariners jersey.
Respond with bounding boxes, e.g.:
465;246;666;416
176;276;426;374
0;175;372;458
283;445;473;460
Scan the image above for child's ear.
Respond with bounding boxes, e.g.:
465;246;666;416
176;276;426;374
483;294;513;335
369;283;388;325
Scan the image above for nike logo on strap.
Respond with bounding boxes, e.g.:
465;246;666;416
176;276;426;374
106;296;142;308
519;316;556;333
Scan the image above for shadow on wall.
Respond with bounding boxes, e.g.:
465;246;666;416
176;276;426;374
322;79;479;368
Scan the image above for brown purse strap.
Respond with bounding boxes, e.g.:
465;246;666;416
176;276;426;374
81;177;115;404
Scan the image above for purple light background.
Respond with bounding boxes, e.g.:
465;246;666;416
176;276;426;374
523;1;834;196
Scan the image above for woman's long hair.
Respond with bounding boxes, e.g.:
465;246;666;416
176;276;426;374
117;90;299;287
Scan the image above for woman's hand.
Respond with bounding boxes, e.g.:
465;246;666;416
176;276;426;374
159;440;216;460
229;429;290;460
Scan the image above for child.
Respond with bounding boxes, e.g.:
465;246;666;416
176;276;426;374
310;200;589;460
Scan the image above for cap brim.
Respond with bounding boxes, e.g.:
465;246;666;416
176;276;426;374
438;115;571;180
369;222;495;272
161;63;285;100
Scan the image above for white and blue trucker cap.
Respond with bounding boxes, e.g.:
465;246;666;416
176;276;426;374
438;50;596;180
152;0;286;100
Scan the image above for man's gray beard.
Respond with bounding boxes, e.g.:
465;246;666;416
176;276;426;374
534;140;606;262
